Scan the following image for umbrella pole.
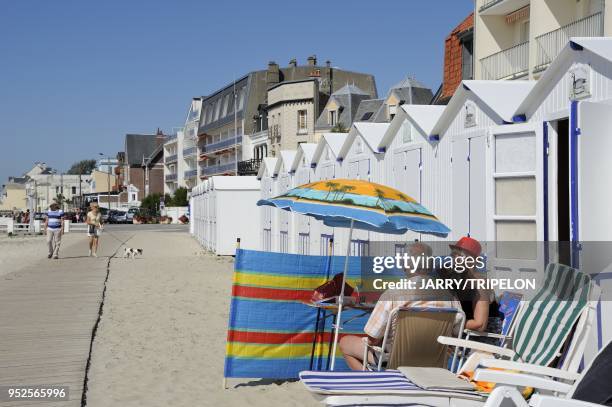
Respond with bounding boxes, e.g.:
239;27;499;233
330;219;354;371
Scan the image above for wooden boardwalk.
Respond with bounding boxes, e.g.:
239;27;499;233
0;232;129;407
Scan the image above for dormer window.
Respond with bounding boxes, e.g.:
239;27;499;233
329;110;337;126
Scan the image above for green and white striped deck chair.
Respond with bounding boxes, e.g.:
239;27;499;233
299;264;601;406
441;262;599;374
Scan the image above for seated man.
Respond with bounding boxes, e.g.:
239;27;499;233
339;242;462;370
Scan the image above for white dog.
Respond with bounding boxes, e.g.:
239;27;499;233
123;247;143;259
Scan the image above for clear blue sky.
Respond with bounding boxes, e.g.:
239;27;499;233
0;0;473;184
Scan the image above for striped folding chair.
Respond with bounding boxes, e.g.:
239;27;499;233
299;263;601;406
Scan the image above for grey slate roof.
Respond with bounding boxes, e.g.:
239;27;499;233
353;99;386;122
125;134;163;166
387;76;434;105
315;84;375;131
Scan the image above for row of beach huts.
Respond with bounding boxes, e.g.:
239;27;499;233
190;37;612;356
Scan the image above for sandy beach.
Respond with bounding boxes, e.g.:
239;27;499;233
85;230;318;407
0;234;49;277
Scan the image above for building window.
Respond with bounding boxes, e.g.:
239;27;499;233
461;34;474;80
329;110;337;126
72;186;77;194
238;87;246;110
297;110;307;133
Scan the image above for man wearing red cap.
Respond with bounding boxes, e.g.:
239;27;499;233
447;236;495;332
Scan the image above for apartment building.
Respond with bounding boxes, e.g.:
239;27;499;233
163;131;183;195
475;0;609;80
434;13;475;105
267;79;319;157
197;56;377;179
123;132;165;202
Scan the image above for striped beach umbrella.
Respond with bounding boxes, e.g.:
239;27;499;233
257;179;450;237
257;179;450;369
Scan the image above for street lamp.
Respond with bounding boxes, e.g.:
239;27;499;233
99;153;111;212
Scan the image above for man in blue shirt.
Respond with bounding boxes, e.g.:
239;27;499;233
45;203;64;259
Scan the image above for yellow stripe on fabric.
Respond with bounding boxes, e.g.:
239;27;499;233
233;271;361;290
226;342;337;359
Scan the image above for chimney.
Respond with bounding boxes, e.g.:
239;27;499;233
267;61;280;86
307;55;317;66
326;60;331;67
289;58;297;67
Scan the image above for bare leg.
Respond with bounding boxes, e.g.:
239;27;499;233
92;236;98;255
339;335;372;371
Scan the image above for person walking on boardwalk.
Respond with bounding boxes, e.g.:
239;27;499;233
45;202;64;259
86;203;103;257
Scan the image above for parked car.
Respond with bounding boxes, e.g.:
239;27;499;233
99;207;109;223
109;210;128;224
34;212;46;221
126;208;139;223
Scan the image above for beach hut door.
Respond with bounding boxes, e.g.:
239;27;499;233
577;101;612;357
576;101;612;242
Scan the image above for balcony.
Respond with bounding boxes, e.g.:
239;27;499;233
479;0;529;15
480;41;529;80
184;169;197;179
165;154;178;163
165;173;178;182
237;159;262;176
183;147;197;157
201;162;237;176
535;12;604;72
201;135;242;154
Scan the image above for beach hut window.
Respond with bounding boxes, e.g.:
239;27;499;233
400;120;413;143
495;221;537;259
495;177;536;216
495;133;535;172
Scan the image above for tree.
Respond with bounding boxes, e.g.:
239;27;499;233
140;193;163;215
67;159;97;175
172;187;189;206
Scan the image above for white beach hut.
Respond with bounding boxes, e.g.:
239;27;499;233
335;122;389;253
430;80;536;243
205;176;261;256
510;38;612;359
273;151;297;253
257;157;278;252
379;105;447;243
311;133;350;255
289;143;318;255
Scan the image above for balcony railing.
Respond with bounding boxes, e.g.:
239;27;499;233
165;154;178;163
183;147;197;157
165;173;177;182
480;0;504;11
201;162;237;176
480;41;529;80
184;169;198;179
201;135;242;153
535;12;604;72
237;159;262;176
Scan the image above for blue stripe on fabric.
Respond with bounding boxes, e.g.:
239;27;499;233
234;249;362;278
224;357;352;378
228;298;368;333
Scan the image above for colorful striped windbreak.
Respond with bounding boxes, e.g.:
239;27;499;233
224;249;370;379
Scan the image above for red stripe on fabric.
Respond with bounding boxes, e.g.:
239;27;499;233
232;285;312;301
